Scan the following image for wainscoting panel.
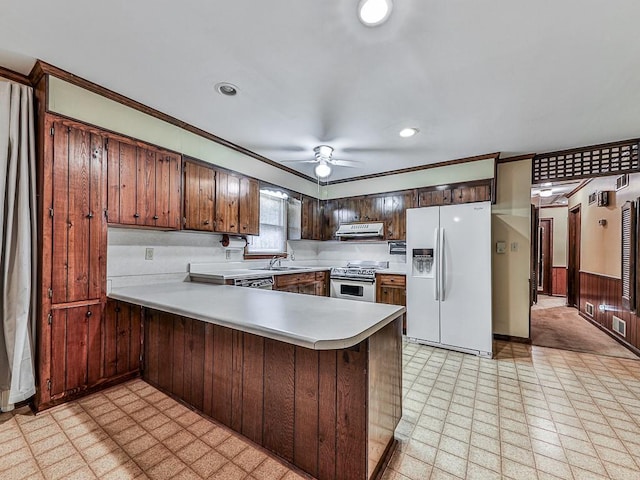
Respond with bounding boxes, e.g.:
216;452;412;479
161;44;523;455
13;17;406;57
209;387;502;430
552;267;567;296
579;272;638;349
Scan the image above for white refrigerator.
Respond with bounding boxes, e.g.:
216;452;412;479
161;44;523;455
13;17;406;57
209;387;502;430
406;202;492;357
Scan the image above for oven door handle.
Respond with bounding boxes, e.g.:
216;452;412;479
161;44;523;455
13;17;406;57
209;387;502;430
330;277;376;284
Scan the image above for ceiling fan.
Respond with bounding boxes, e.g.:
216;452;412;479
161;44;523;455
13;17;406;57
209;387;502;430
281;145;361;178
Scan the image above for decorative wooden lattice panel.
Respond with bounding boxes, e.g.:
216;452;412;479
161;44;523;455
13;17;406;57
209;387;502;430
533;140;640;183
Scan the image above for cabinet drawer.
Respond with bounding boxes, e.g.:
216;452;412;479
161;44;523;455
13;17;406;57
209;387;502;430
377;274;406;287
315;271;328;281
274;272;316;287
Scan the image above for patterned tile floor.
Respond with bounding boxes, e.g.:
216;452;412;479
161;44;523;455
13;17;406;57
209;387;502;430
385;340;640;480
0;380;307;480
2;340;640;479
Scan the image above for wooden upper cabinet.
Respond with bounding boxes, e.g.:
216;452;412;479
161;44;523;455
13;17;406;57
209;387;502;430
383;191;415;240
215;170;240;233
50;122;106;304
213;169;260;235
239;176;260;235
107;139;181;229
418;179;492;207
183;160;215;231
136;148;157;225
155;152;181;229
301;195;322;240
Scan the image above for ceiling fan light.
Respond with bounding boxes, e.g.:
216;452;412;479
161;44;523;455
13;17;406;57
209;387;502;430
315;162;332;178
358;0;392;26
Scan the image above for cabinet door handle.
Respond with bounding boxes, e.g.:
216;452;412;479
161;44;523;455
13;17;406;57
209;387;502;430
153;215;159;220
86;212;93;218
230;225;235;229
86;311;92;317
204;220;210;225
133;213;140;218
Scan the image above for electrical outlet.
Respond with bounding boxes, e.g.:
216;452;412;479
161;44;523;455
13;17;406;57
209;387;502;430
145;248;154;260
496;241;506;254
225;250;231;260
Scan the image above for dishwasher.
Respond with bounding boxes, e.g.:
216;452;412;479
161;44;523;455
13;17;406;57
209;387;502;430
233;276;274;290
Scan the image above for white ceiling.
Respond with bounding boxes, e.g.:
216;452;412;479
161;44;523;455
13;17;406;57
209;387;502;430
2;1;640;181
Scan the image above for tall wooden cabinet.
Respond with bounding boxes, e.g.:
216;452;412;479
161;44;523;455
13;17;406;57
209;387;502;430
39;118;108;407
37;116;143;410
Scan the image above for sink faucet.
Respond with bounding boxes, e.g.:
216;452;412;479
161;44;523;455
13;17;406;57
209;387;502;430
269;256;281;269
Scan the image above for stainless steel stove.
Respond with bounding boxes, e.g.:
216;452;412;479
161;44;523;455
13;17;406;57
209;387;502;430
330;261;389;302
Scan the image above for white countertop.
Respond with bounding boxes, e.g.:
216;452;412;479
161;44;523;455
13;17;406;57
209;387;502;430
108;281;404;350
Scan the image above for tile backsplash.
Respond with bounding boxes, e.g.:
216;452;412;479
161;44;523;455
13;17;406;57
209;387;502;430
108;228;406;288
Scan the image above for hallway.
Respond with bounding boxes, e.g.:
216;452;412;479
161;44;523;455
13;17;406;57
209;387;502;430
531;295;639;360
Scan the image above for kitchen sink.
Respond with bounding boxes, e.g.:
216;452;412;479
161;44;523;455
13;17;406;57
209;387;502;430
269;266;309;271
249;266;309;271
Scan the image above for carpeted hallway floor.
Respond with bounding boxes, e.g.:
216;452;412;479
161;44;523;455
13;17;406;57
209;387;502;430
531;298;639;360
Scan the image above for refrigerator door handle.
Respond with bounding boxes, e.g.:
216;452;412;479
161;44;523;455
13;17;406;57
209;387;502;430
440;227;446;302
434;227;439;300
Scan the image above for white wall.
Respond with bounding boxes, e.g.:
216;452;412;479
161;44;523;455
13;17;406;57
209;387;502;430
492;159;532;339
324;159;495;199
48;77;321;198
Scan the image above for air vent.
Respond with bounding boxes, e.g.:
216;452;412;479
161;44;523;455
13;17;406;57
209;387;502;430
612;316;626;337
585;302;595;317
616;174;629;191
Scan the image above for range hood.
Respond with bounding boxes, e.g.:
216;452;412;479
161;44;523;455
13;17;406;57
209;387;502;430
335;222;384;238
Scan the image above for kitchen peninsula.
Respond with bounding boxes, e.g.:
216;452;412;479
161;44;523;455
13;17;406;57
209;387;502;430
109;281;404;480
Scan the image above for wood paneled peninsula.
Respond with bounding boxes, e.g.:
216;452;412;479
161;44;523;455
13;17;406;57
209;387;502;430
108;282;404;480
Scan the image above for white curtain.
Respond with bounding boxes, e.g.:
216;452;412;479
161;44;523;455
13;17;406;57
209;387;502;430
0;80;37;411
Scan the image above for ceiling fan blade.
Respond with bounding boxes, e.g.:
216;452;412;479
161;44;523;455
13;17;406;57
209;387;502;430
280;159;319;164
330;159;362;168
248;145;307;153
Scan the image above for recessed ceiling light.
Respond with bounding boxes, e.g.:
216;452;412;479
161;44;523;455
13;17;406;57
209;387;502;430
215;82;238;96
358;0;393;26
399;127;419;138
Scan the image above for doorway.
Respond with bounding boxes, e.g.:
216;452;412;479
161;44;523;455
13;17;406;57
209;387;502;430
567;205;581;308
538;218;553;295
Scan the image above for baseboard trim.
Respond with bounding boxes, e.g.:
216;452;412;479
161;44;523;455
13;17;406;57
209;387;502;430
493;334;532;344
578;312;640;358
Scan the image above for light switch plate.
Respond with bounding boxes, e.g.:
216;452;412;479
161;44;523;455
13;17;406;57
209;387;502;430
510;242;519;252
496;241;506;254
145;247;154;260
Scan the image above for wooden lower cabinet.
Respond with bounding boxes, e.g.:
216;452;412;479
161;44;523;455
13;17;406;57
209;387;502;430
376;274;407;334
37;299;142;410
104;300;143;378
274;271;329;296
49;302;103;399
143;307;402;480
